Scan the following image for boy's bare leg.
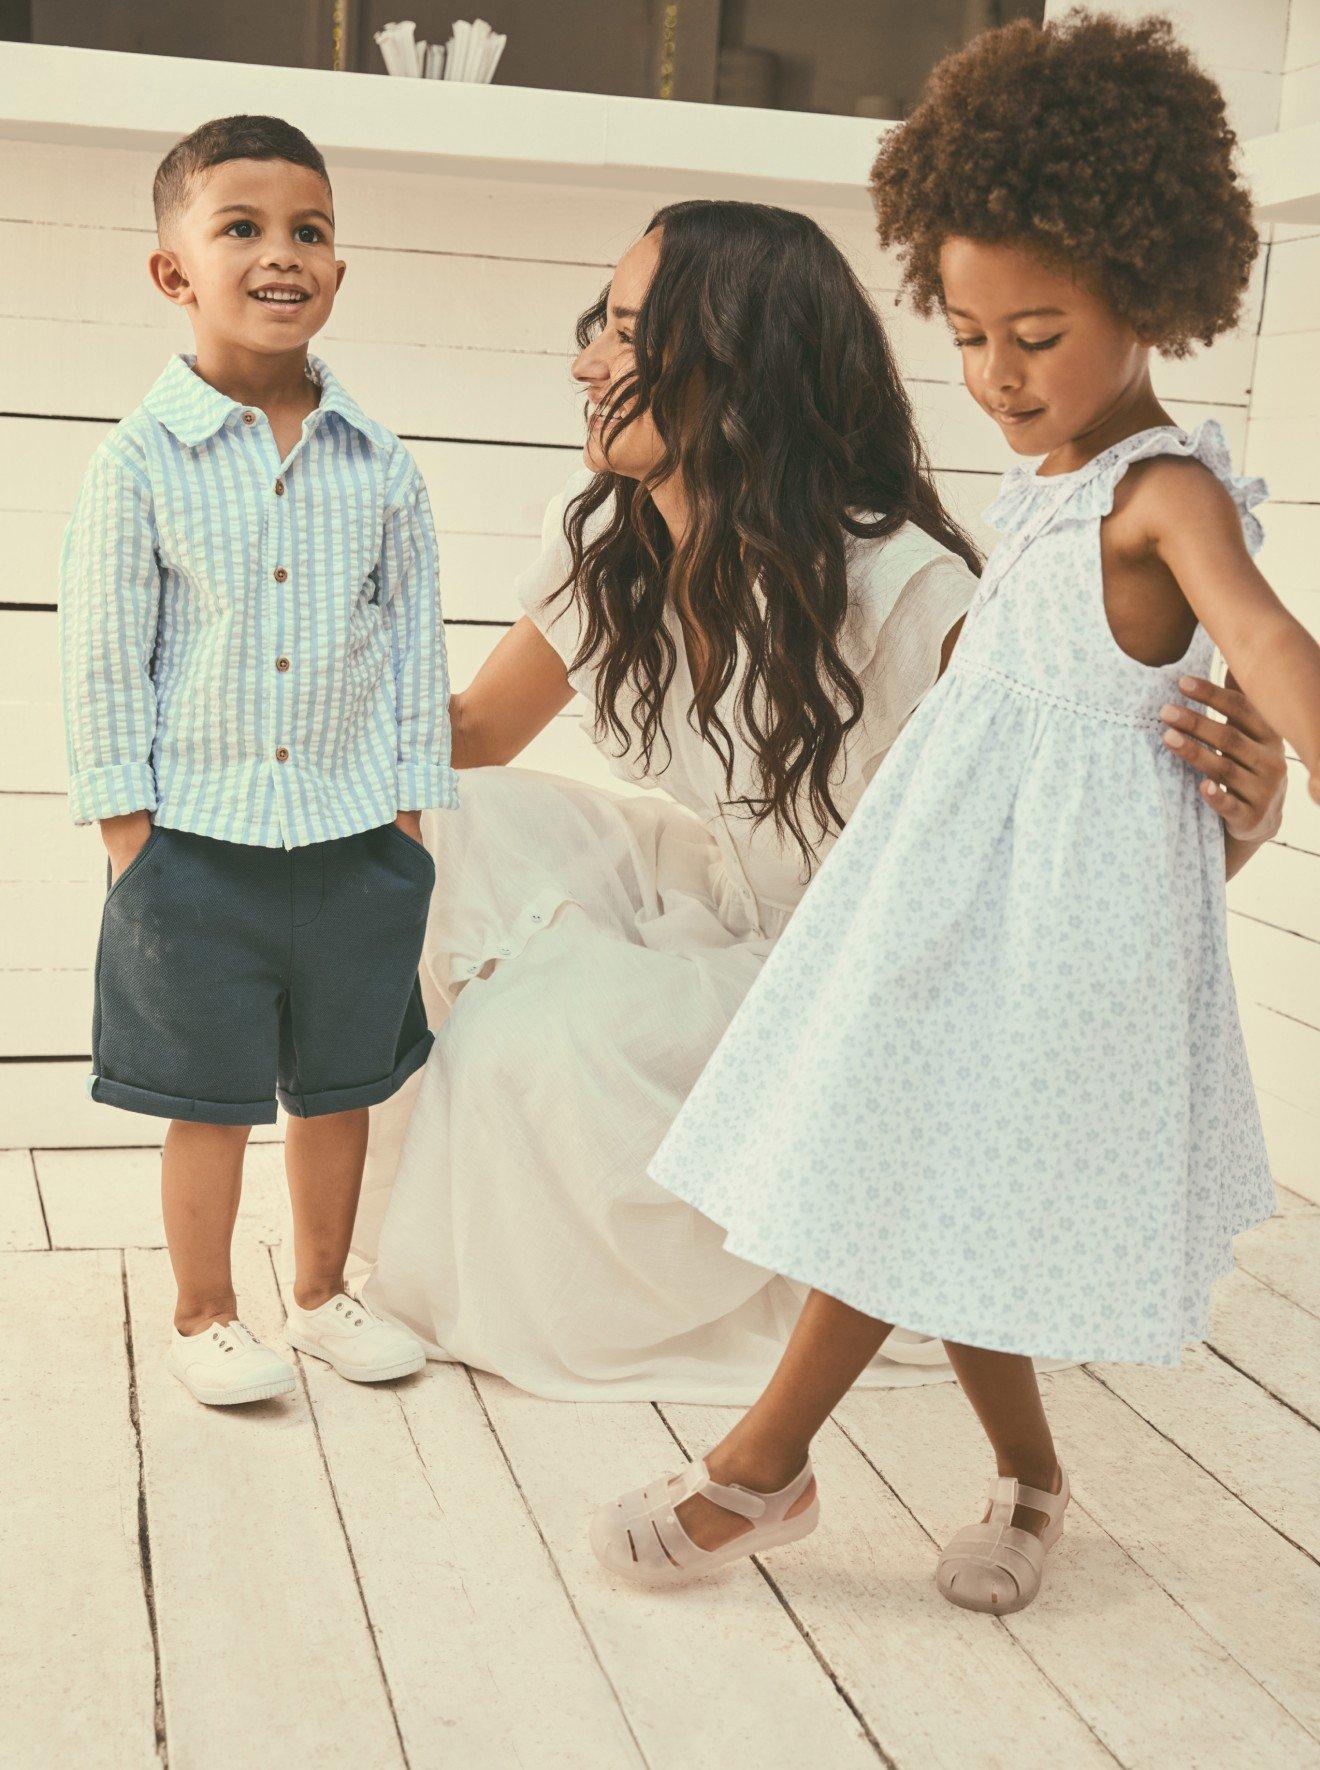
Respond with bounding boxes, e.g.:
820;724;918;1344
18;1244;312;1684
284;1107;370;1309
678;1289;894;1551
942;1341;1061;1534
161;1120;251;1333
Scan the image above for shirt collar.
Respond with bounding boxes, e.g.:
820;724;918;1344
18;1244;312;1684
142;352;392;451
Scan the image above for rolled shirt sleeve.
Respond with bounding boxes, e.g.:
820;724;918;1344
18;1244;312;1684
378;453;459;811
58;446;162;825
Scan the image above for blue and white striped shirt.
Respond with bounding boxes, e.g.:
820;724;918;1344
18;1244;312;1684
59;353;458;847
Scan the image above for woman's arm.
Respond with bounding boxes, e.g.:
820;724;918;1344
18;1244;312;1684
449;616;575;769
1158;674;1288;881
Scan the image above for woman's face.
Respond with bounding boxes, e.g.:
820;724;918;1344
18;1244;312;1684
573;230;666;479
939;237;1150;459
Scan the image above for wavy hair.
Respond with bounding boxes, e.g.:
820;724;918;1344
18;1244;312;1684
554;199;979;870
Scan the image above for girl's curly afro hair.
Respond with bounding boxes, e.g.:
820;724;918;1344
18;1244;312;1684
870;9;1258;357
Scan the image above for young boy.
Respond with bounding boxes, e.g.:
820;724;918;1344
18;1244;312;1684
59;115;454;1404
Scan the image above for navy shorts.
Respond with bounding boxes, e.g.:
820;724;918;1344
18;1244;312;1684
89;823;435;1125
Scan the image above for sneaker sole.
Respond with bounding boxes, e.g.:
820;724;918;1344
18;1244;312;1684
286;1332;425;1383
169;1369;297;1407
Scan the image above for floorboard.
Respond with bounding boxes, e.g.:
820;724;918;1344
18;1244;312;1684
473;1377;881;1770
126;1240;402;1769
838;1377;1318;1768
7;1146;1319;1769
278;1252;644;1765
661;1402;1113;1770
0;1147;48;1248
1;1249;158;1768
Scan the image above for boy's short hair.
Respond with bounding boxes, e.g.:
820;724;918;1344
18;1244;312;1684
153;115;332;242
869;10;1258;357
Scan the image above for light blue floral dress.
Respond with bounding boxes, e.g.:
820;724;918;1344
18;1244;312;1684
648;422;1275;1366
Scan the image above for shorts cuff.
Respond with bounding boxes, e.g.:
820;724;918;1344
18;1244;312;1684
88;1074;278;1126
278;1029;435;1120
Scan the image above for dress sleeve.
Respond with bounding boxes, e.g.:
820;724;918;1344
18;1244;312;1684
846;545;977;794
513;469;597;690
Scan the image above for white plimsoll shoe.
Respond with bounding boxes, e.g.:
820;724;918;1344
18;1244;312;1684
285;1291;426;1383
590;1457;819;1587
166;1320;297;1406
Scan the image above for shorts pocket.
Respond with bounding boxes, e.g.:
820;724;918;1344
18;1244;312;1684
386;822;436;871
105;826;163;899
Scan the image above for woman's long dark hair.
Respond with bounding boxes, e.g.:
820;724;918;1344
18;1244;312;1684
555;199;980;871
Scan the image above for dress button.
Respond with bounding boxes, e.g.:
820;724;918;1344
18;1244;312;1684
275;656;291;673
530;912;543;923
241;410;256;425
275;746;290;763
273;566;288;583
274;478;286;496
498;945;511;957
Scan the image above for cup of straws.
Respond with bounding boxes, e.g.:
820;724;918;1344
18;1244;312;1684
374;17;507;82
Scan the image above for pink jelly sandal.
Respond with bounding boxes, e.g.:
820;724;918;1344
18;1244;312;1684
590;1456;819;1587
937;1466;1069;1614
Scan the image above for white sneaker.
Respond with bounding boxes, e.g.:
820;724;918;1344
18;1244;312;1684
285;1291;426;1383
166;1319;297;1406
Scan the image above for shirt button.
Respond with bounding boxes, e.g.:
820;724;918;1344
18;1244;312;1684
274;478;286;496
242;410;256;425
273;566;288;583
275;746;290;763
275;656;291;673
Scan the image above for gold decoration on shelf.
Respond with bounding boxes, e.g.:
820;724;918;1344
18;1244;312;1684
659;4;678;101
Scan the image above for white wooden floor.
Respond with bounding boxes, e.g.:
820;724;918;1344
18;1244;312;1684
4;1144;1319;1770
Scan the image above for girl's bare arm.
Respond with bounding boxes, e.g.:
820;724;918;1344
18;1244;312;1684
1139;463;1320;802
450;616;575;769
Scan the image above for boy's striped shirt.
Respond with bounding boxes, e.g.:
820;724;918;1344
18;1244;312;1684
59;352;458;847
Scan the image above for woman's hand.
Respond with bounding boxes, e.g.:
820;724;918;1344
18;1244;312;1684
1160;673;1287;863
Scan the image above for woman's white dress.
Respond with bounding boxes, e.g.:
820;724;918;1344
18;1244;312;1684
356;470;976;1401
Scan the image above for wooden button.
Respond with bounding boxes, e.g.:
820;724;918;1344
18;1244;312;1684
275;746;290;763
274;479;286;496
275;656;290;672
273;566;288;583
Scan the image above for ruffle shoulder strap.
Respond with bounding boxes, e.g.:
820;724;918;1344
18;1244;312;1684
989;421;1267;555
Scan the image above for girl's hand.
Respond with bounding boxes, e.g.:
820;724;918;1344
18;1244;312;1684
1160;673;1286;844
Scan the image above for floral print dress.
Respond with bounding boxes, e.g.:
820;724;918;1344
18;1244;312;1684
649;422;1275;1366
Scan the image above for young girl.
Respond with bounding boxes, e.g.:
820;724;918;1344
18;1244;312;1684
590;11;1320;1612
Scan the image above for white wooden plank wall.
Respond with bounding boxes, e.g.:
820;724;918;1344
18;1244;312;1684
1231;189;1320;1205
0;133;1299;1153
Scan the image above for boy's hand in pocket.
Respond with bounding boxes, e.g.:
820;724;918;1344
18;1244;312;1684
102;810;153;882
394;808;424;845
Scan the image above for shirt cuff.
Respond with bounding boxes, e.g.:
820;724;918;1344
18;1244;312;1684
397;760;460;811
68;763;157;826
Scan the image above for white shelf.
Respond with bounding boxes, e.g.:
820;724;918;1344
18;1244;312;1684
1245;120;1320;224
0;41;885;207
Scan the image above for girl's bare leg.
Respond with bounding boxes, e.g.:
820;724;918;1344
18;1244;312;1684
942;1341;1061;1533
677;1289;894;1551
677;1302;1062;1553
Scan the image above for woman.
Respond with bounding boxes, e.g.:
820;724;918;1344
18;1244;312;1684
356;201;1286;1403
